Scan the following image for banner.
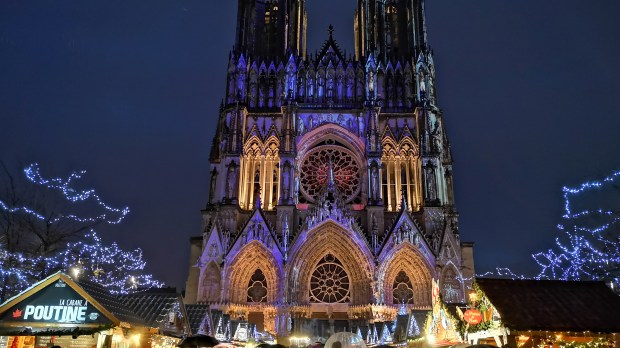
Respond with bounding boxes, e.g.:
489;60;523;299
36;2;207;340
0;279;110;326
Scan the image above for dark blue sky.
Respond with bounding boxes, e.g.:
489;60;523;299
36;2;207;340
2;1;620;289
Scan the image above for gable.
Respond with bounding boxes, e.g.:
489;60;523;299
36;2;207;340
0;273;118;334
200;225;224;264
379;210;434;265
227;208;282;261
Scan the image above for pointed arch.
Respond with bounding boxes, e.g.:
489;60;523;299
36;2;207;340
199;261;221;303
439;263;464;304
225;240;281;304
287;221;374;305
392;270;414;304
382;126;421;212
240;132;280;210
247;269;268;303
378;243;434;307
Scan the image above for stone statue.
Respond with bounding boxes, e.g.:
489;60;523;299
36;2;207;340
283;165;291;200
368;70;375;93
293;172;300;204
226;164;237;199
426;165;437;201
298;115;305;135
371;166;379;200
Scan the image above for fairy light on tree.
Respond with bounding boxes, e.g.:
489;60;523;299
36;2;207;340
534;170;620;292
0;163;162;301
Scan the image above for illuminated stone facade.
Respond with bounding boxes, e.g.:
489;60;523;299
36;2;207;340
185;0;475;340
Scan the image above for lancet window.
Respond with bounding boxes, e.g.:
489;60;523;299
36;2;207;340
382;137;422;211
239;136;280;210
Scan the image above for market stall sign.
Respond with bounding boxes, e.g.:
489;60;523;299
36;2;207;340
36;335;98;348
463;309;483;325
0;279;111;326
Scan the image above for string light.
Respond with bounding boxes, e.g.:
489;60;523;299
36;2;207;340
0;231;163;300
533;170;620;290
20;163;130;224
458;170;620;291
0;164;161;301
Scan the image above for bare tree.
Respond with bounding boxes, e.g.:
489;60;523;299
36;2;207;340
0;162;128;255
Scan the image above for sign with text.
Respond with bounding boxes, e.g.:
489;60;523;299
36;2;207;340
0;279;111;326
463;309;483;325
36;335;98;348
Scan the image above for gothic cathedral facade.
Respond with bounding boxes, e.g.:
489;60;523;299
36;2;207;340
185;0;475;340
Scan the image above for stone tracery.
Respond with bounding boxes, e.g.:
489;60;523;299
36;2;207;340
299;145;362;203
239;135;280;210
379;244;434;307
225;241;281;304
288;221;374;305
309;254;351;303
187;0;474;340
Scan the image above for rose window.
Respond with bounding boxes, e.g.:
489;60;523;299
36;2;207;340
299;145;362;203
247;269;268;302
309;254;350;303
392;271;414;304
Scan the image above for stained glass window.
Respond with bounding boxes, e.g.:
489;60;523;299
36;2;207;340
310;254;350;303
392;271;414;304
247;269;268;302
299;145;361;203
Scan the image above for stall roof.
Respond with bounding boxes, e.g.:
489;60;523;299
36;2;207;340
0;272;128;335
76;278;146;327
476;278;620;333
120;287;189;336
185;304;211;335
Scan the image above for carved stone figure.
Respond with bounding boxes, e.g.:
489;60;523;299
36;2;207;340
371;165;379;200
426;165;437;201
298;115;305;134
226;164;238;199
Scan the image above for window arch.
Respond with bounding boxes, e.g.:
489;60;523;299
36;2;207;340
392;270;414;304
247;269;268;303
239;137;280;210
299;144;362;204
440;267;463;303
199;261;221;303
309;254;350;303
381;136;421;211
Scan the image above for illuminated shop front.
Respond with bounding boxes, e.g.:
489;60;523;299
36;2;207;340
460;278;620;348
0;273;188;348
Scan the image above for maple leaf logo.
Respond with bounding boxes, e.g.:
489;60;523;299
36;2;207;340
12;309;22;318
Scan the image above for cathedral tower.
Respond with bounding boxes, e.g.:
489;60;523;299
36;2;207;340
355;0;427;60
185;0;474;342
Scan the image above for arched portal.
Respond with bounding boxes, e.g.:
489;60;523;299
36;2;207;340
379;243;434;307
287;220;374;304
225;240;282;303
440;264;464;304
199;261;221;302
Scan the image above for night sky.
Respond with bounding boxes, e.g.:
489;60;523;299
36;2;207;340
2;1;620;289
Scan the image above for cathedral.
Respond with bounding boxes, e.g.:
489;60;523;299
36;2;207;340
185;0;475;342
